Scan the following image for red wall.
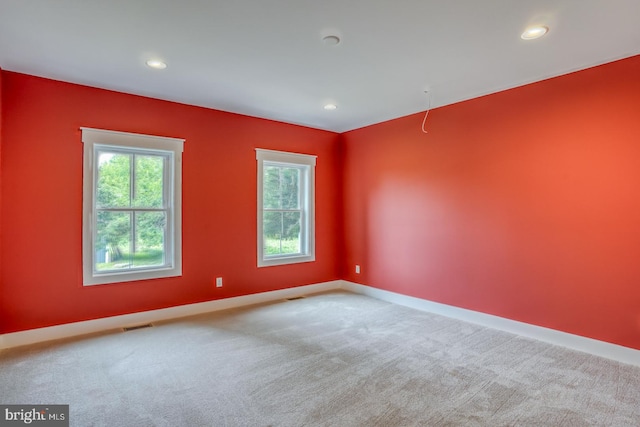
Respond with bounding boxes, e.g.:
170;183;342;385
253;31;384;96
3;56;640;351
342;55;640;350
0;72;343;333
0;68;3;309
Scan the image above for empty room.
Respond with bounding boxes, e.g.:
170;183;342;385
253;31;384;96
1;1;640;425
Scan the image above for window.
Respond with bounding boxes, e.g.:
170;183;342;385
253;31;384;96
256;149;316;267
81;128;184;285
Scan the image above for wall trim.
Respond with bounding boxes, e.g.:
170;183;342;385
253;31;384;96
339;280;640;368
0;280;341;350
3;279;639;368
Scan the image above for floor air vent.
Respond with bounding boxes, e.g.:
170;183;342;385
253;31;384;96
286;296;305;301
122;324;153;332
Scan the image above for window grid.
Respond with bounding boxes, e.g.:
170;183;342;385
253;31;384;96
262;162;305;258
93;148;171;274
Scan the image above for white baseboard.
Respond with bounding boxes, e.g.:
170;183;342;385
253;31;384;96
0;280;342;350
3;279;638;368
339;281;640;368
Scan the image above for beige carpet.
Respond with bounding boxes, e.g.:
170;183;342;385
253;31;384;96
1;291;639;426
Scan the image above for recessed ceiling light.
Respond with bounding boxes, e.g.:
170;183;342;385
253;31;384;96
324;104;337;111
146;59;167;69
322;35;341;46
320;28;343;46
521;25;549;40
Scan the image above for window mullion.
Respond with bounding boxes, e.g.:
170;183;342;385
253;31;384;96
300;168;307;252
130;154;136;265
279;165;283;255
264;208;300;213
131;154;136;207
162;155;176;265
92;148;100;274
278;165;284;210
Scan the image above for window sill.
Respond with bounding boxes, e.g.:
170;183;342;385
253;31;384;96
258;254;315;268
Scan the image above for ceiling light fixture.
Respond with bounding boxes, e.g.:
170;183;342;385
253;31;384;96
521;25;549;40
322;35;341;46
146;59;167;69
324;104;337;111
320;28;343;46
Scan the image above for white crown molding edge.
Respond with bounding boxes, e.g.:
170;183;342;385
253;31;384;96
2;279;638;368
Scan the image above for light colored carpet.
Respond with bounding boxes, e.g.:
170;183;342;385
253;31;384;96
1;291;639;426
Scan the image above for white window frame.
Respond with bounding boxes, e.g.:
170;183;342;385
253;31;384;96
256;148;316;267
81;127;184;286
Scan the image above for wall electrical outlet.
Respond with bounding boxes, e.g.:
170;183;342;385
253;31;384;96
216;277;223;287
355;265;361;274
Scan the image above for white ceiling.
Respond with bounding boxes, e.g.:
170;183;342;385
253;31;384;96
1;1;639;133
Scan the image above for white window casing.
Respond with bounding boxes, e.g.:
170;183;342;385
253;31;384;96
256;148;316;267
81;127;184;285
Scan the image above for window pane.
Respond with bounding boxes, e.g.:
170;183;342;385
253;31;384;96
282;211;301;252
97;152;131;208
134;212;166;267
263;210;301;256
280;168;300;209
96;211;131;271
263;165;300;210
263;166;282;209
134;155;164;208
263;211;282;255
